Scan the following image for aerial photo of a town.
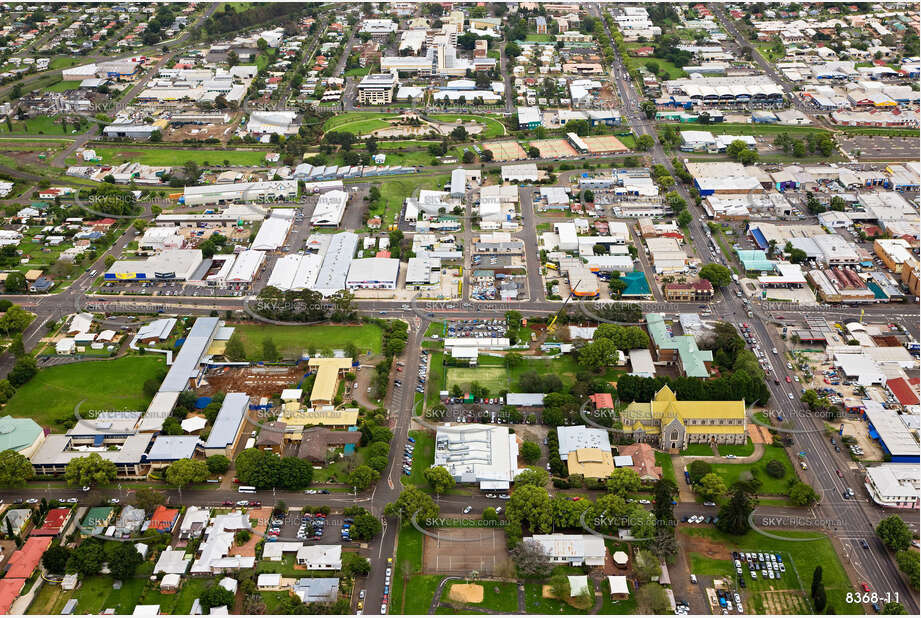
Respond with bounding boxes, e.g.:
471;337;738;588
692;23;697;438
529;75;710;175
0;0;917;616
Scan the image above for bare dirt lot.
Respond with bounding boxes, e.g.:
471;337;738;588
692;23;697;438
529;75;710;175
200;364;304;399
422;526;508;576
448;583;484;604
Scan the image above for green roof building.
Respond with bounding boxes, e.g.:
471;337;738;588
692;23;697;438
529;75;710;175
735;249;774;272
0;415;45;457
646;313;713;378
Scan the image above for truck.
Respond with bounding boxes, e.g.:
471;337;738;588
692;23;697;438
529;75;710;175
732;274;740;283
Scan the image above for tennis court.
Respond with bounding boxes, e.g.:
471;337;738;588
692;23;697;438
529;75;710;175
582;135;630;154
482;140;527;161
529;139;577;158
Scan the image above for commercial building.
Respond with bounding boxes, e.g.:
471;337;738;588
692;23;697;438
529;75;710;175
557;425;611;461
664;279;714;302
105;250;203;281
246;111;298;136
311;232;358;296
0;416;45;457
517;106;542;129
345;258;400;290
646;237;688;273
622;385;746;450
501;163;540;183
181;180;297;206
226;250;266;284
251;211;294;251
357;73;397;105
863;405;919;463
267;253;323;291
864;464;919;509
566;448;615;479
434;423;520;490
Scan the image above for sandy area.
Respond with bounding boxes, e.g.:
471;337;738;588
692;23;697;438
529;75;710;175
449;583;484;604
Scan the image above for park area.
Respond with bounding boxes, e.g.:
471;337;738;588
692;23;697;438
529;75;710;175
682;526;855;615
226;323;382;360
66;147;271;167
445;354;623;395
26;573;210;615
2;356;166;429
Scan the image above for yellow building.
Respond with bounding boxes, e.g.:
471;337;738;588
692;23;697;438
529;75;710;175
566;447;615;479
874;238;914;273
307;357;354;405
278;405;359;434
902;258;920;297
622;386;746;450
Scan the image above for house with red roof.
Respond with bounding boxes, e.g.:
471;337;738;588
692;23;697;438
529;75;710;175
4;536;52;579
589;393;615;409
0;578;25;615
29;508;72;537
617;443;662;482
85;218;117;231
633;46;655;57
149;505;180;532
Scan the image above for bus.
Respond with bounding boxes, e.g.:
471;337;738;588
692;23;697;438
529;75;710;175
238;485;256;494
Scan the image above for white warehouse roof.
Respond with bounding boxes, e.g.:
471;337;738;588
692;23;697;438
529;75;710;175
226;250;265;283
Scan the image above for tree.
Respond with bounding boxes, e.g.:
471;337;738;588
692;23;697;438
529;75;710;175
224;333;246;361
811;565;823;599
882;602;907;614
462;150;475;163
348;465;379;491
696;473;727;501
207;454;231;475
133;488;165;514
66;540;104;576
200;585;235;611
520;441;541;464
717;485;755;535
0;305;32;335
677;210;692;227
3;272;26;293
506;484;552;533
384;487;439;521
262;337;280;361
606;468;641;496
65;453;117;487
165;459;209;488
876;515;912;551
765;459;785;479
637;583;671;614
480;149;493;162
509;541;553;578
423;466;456;495
789;481;820;506
527;146;540;158
687;460;712;484
42;545;71;574
513;467;549;488
578;338;619;371
108;543;143;580
0;450;34;487
7;356;37;388
636;134;654;151
235;529;252;545
350;511;382;541
699;263;732;287
608;277;628;298
634;549;661;582
895;550;919;590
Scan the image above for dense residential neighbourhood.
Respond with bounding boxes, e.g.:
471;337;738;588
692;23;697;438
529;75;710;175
0;1;917;616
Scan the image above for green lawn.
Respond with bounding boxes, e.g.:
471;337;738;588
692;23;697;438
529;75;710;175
44;80;81;92
0;115;87;135
402;575;443;615
677;122;832;138
429;114;506;139
709;444;796;496
625;55;687;79
837;126;920;137
49;57;84;70
446;354;625;396
446;366;508;393
655;450;677;485
406;430;435;488
323;112;395;135
680;443;714;456
683;527;856;614
345;66;373;77
227;323;382;359
72;147;271;167
524;566;593;614
525;34;553;42
3;356;166;429
425;350;445;409
441;580;519;612
392;524;425;613
378;140;440;150
718;438;755;457
371;173;451;227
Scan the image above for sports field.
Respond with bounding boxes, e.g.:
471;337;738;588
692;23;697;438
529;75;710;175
446;366;508;392
3;356;166;428
428;114;506;139
323;112;396;135
582;135;630;154
228;323;382;359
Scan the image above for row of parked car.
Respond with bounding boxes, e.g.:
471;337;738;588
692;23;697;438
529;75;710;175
402;436;416;476
734;551;785;581
297;513;326;541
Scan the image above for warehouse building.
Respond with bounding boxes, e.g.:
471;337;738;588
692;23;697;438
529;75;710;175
267;253;323;291
863;403;919;463
226;250;266;284
312;232;359;296
310;190;349;227
345;258;400;290
434;424;520;490
251;211;294;251
181;180;297;206
105;249;203;281
501;163;540;183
